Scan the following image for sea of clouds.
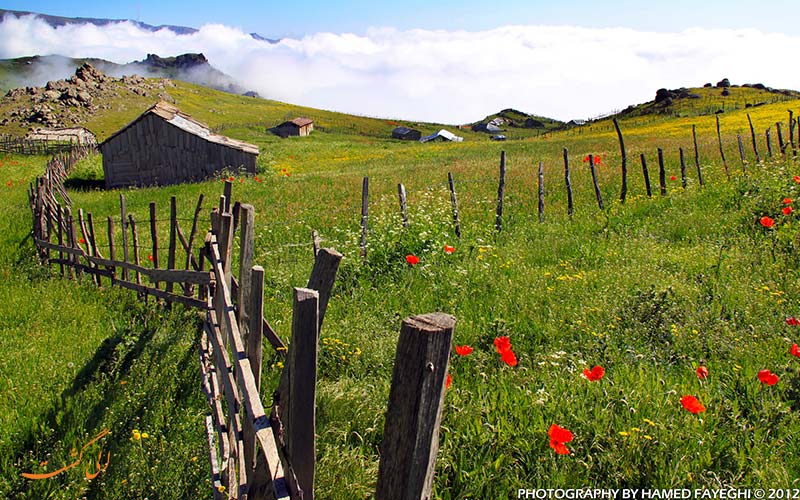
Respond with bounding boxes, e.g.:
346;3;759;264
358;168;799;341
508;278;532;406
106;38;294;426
1;13;798;123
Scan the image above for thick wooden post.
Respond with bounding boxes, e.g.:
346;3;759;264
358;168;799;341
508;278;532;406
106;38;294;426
223;180;233;213
716;115;730;179
360;177;369;259
306;248;343;332
588;154;604;210
679;147;687;189
495;151;506;232
398;183;409;228
657;148;667;196
107;216;116;285
375;312;455;500
537;161;545;223
57;206;65;275
563;148;574;217
613;117;628;203
447;172;461;239
285;287;319;500
792;111;799;158
640;154;652;198
692;125;704;186
149;202;160;289
747;113;761;164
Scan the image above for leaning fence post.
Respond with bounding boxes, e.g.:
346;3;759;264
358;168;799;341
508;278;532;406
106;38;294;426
563;148;574;218
777;122;786;155
285;287;319;500
737;134;747;171
120;194;129;281
692;125;704;187
306;247;343;332
149;202;160;289
129;214;142;286
166;196;178;296
657;148;667;196
747;113;761;164
766;127;773;158
640;154;652;198
613;117;628;203
360;177;369;259
537;161;545;223
679;147;687;189
375;312;455;500
716;115;730;179
243;265;265;476
398;183;409;228
495;151;506;232
107;216;116;285
447;172;461;239
588;154;604;210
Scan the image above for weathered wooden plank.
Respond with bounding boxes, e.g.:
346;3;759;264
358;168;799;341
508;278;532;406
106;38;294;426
238;204;255;346
205;415;225;500
657;148;667;196
537;161;545;223
716;115;730;179
563;148;574;217
613;117;628;202
150;202;159;289
588;154;604;210
116;279;206;309
232;276;286;351
692;125;704;187
640;154;652;198
243;266;265;477
679;147;687;189
375;312;456;500
128;214;143;286
747;113;761;164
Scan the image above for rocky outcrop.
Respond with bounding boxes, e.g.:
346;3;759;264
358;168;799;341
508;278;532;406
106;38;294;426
2;63;172;129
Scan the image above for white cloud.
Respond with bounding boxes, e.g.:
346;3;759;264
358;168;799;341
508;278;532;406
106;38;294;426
1;13;798;122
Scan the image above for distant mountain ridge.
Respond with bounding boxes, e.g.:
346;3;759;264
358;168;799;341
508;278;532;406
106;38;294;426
0;53;256;96
0;8;280;43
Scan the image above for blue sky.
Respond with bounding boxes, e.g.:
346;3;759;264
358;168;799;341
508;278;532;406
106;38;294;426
3;0;800;38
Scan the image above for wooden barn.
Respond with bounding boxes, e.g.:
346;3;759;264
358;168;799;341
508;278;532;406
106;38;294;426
270;117;314;138
99;101;259;188
26;127;97;146
391;126;421;141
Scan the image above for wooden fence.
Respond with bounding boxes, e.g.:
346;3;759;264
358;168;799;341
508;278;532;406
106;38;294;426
0;134;95;155
28;164;455;498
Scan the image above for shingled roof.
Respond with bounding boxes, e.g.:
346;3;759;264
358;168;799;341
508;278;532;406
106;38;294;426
100;101;259;155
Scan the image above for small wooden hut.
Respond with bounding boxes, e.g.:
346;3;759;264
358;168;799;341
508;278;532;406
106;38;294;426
99;101;259;188
270;117;314;138
391;126;421;141
26;127;97;146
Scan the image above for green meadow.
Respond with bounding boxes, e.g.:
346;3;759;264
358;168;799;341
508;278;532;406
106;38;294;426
2;80;800;498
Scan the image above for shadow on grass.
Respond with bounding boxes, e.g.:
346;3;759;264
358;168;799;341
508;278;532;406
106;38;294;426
64;178;105;191
6;293;207;499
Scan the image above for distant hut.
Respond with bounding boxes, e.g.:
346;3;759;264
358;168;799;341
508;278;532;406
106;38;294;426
420;129;464;143
391;126;421;141
99;101;259;189
26;127;97;146
471;122;502;133
271;117;314;138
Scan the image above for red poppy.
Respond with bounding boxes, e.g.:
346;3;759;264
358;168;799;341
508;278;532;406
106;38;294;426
254;176;262;183
405;254;420;266
500;348;518;367
444;245;456;254
239;179;244;184
783;207;794;216
147;255;154;262
794;176;800;184
229;176;235;181
680;395;706;414
79;238;86;244
493;336;511;354
582;366;605;381
696;366;709;379
445;373;452;389
548;424;573;455
787;317;800;326
760;216;775;228
783;198;793;205
758;369;779;386
670;175;677;181
455;345;473;356
6;181;12;187
791;343;800;358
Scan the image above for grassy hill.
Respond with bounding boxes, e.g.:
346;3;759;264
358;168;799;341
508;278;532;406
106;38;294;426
2;75;800;498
